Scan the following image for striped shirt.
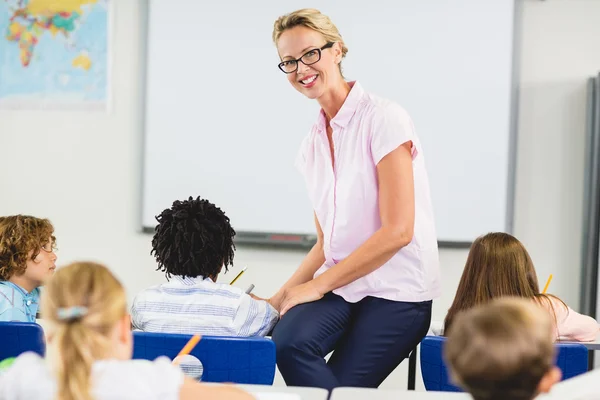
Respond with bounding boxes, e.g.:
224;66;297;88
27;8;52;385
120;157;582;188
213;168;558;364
130;275;278;337
0;281;40;323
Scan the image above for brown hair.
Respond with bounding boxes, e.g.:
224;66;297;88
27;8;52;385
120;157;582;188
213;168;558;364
272;8;348;75
445;297;555;400
444;232;565;335
42;262;127;400
0;215;56;280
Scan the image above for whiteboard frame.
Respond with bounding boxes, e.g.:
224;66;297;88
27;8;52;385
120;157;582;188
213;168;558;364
138;0;522;249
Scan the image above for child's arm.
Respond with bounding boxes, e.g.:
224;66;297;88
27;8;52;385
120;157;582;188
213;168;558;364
557;305;599;341
179;378;255;400
233;294;279;337
129;294;144;330
541;297;599;341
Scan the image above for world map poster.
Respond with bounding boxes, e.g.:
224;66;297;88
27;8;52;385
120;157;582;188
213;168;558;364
0;0;109;109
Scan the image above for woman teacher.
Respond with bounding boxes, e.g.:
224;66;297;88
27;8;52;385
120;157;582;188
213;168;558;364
268;8;441;390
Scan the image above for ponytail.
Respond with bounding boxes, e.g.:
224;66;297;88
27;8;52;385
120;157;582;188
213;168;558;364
54;323;95;400
40;262;127;400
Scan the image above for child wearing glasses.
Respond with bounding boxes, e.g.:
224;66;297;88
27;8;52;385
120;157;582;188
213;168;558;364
0;215;57;322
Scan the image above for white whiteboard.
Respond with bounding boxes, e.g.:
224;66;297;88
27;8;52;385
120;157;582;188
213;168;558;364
142;0;517;244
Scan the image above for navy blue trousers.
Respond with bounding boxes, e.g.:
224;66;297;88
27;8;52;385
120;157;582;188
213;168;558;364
272;292;432;391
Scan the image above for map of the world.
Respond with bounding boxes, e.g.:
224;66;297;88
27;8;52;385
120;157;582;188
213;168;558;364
0;0;109;108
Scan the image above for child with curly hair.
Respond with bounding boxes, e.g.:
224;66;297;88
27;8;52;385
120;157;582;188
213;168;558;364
0;215;57;322
131;197;278;337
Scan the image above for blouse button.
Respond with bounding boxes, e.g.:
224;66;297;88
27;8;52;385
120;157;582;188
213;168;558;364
26;300;31;306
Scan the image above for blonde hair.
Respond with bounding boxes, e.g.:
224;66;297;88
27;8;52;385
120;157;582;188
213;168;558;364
272;8;348;73
445;297;555;400
41;262;127;400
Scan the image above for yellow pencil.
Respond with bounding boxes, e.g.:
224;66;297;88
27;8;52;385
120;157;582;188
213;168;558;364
173;335;201;365
542;274;553;294
229;267;247;285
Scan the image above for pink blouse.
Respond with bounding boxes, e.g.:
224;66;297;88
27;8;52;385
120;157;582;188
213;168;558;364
540;297;599;341
295;81;441;303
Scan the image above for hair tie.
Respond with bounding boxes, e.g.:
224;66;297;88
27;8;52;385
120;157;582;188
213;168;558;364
57;306;88;321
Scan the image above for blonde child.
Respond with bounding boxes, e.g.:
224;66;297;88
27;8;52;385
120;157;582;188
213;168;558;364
444;232;599;341
0;261;253;400
445;297;562;400
0;215;57;322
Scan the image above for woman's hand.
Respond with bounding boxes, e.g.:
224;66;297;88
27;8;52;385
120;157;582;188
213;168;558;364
247;292;283;312
268;290;286;312
279;281;324;316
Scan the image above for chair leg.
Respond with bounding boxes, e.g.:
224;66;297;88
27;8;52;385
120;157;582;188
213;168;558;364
407;347;417;390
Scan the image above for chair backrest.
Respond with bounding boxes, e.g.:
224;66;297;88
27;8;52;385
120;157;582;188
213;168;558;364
132;331;276;385
420;336;589;392
554;343;589;380
420;336;462;392
0;322;45;360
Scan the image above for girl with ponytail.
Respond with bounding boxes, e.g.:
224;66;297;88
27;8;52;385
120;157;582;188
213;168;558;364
0;261;253;400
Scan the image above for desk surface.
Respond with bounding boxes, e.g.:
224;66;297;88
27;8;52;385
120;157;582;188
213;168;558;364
428;324;600;351
559;337;600;350
237;384;328;400
330;388;471;400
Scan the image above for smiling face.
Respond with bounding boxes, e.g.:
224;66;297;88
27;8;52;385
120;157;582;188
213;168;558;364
277;25;344;100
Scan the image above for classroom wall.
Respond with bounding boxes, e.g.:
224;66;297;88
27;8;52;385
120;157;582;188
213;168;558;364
1;0;600;390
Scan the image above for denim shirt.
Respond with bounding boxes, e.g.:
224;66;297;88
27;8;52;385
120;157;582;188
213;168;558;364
0;281;40;323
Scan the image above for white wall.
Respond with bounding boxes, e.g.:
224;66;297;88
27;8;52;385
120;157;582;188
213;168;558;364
1;0;599;390
514;0;600;309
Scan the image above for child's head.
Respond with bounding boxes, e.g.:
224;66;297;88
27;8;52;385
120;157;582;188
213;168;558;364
152;196;236;280
445;232;542;332
42;261;131;400
0;215;57;290
445;297;561;400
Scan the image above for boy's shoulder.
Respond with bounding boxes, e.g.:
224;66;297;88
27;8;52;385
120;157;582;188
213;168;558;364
0;282;17;305
0;281;13;292
133;278;246;304
0;282;39;299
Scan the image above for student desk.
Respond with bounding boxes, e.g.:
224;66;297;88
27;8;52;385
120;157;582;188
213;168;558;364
228;384;328;400
560;338;600;350
330;387;471;400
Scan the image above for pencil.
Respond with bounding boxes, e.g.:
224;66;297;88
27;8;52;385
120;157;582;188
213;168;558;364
173;335;201;365
542;274;553;294
229;267;247;285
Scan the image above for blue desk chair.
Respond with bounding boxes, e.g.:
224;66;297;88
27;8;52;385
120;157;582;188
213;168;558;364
0;322;45;360
420;336;588;391
132;332;276;385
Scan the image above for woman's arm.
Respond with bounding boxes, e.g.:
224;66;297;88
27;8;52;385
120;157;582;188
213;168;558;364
279;142;415;315
269;213;325;310
180;377;255;400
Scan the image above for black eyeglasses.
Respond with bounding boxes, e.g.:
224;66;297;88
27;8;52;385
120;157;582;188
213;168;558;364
278;42;335;74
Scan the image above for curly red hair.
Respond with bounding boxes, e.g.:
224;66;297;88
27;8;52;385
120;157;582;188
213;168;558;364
0;215;56;280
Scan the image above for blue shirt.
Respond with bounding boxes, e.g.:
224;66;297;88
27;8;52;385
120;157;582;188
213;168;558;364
0;282;40;323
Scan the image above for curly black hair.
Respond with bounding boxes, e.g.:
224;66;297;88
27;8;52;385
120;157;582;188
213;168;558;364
151;196;236;279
